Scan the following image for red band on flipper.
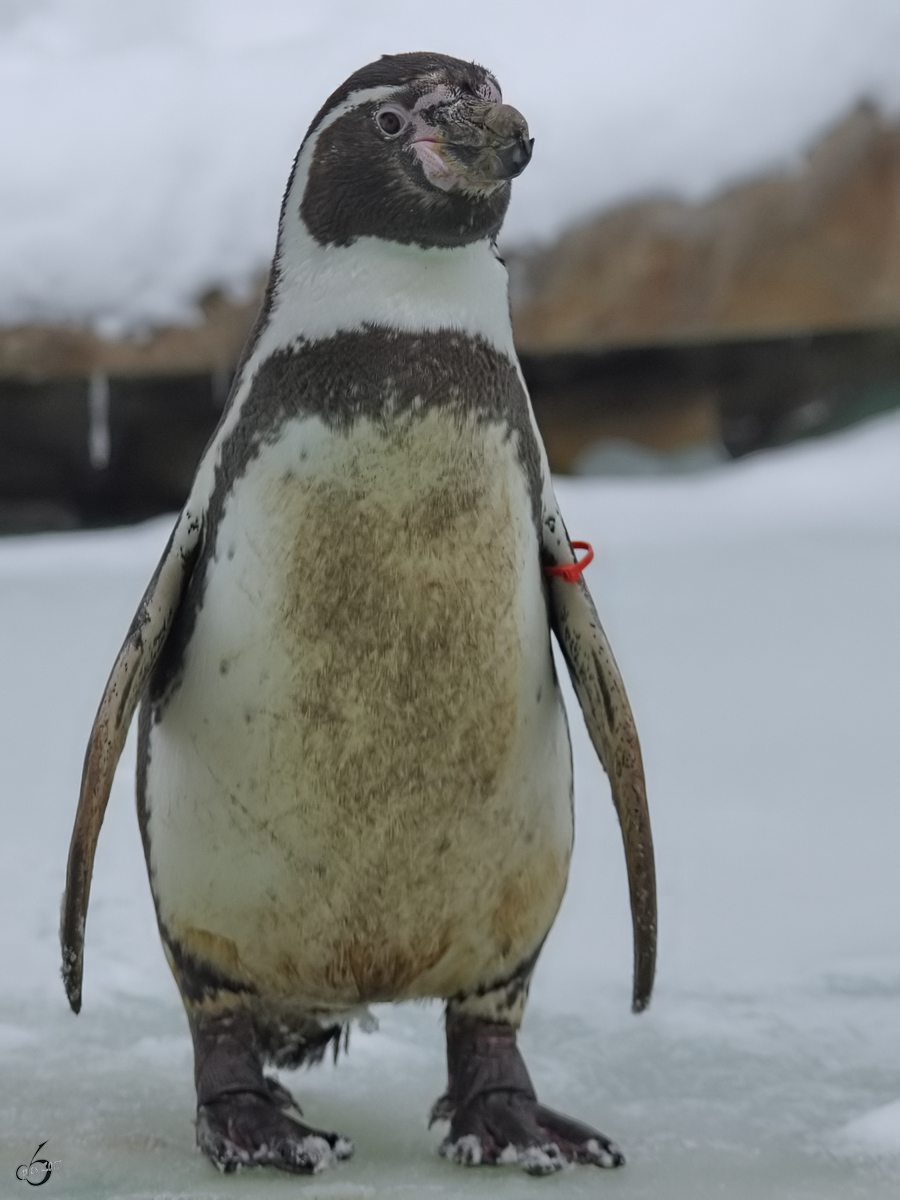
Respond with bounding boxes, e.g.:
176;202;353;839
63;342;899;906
544;541;594;583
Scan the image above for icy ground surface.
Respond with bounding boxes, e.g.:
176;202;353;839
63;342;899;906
2;414;900;1198
3;0;900;332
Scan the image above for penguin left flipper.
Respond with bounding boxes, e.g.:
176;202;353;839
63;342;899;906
542;505;657;1013
60;508;203;1013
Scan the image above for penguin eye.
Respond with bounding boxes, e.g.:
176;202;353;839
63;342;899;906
375;106;409;138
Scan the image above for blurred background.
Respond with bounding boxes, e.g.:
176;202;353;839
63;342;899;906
3;0;900;530
3;6;900;1197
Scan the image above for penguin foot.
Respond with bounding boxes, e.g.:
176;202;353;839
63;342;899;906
189;1006;352;1175
196;1090;354;1174
436;1094;624;1175
434;1015;624;1175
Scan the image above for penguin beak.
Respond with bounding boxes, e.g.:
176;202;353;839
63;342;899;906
412;101;534;191
460;102;534;182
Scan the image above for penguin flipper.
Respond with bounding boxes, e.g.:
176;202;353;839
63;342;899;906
543;511;657;1013
60;509;203;1013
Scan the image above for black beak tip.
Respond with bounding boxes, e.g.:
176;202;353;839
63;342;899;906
500;135;534;180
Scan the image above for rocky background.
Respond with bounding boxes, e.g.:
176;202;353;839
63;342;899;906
511;104;900;349
3;104;900;527
5;104;900;376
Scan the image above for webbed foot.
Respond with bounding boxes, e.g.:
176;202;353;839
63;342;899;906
190;1007;353;1175
197;1089;353;1174
432;1016;624;1175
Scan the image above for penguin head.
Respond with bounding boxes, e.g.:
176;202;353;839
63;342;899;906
293;52;533;250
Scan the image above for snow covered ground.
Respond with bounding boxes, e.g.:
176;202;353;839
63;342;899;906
3;0;900;333
2;413;900;1198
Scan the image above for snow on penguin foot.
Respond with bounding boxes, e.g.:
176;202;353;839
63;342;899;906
196;1089;354;1175
434;1083;626;1175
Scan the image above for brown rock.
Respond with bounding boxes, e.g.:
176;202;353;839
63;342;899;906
512;103;900;352
0;285;264;381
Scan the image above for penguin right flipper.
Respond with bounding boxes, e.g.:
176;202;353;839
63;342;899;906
60;508;203;1013
542;507;657;1014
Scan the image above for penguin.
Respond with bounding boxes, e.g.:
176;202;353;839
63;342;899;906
61;51;656;1177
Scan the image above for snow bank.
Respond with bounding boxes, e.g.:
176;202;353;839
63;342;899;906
554;408;900;550
3;0;900;332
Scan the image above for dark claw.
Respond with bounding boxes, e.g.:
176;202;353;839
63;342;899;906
264;1073;302;1114
535;1103;625;1168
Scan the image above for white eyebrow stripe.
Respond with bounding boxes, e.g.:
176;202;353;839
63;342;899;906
303;84;398;146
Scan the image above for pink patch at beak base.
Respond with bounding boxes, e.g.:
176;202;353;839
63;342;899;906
410;138;460;191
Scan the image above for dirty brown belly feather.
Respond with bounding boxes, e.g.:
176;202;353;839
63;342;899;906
144;415;573;1008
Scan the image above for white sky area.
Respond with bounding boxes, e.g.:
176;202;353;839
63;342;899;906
3;0;900;334
2;413;900;1197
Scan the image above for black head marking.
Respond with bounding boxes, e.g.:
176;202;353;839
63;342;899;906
293;52;529;250
303;52;501;140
